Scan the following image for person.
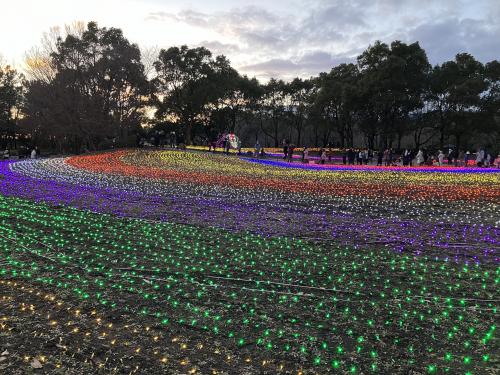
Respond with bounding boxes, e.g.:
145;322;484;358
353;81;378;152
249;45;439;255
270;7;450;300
447;148;454;166
476;149;484;167
494;154;500;168
464;151;470;166
363;149;369;164
376;150;382;166
170;131;176;148
225;135;231;154
358;149;365;165
408;149;414;166
287;144;295;162
342;149;347;165
222;133;227;153
383;148;390;166
485;153;492;167
402;149;411;166
302;146;309;163
31;148;37;159
457;151;464;167
282;139;289;160
254;141;261;157
438;150;445;166
423;149;429;165
347;148;355;165
427;154;434;166
319;148;327;164
415;149;424;166
158;130;165;147
260;147;266;158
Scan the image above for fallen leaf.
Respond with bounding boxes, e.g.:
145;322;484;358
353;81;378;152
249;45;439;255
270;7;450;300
31;358;43;369
0;357;6;362
0;350;8;356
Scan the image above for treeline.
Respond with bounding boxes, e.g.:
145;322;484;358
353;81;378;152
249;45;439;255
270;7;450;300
0;21;499;154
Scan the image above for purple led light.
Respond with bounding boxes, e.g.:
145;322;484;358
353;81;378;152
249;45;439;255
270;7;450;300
244;158;500;174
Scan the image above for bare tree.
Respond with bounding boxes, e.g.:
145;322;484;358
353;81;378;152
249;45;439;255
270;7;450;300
141;45;160;80
24;21;85;82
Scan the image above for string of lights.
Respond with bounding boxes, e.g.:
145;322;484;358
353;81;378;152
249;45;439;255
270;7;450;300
0;193;497;374
0;149;498;373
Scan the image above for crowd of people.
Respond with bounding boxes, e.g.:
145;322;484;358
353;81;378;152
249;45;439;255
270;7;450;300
1;132;498;172
2;147;39;160
132;131;500;169
252;140;500;168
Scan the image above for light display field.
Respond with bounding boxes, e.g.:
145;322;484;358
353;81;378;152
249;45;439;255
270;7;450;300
0;149;498;374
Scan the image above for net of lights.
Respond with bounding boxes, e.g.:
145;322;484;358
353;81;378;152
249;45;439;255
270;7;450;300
0;194;497;374
2;152;500;263
0;149;498;373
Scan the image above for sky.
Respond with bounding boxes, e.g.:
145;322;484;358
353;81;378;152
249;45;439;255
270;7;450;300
1;0;499;81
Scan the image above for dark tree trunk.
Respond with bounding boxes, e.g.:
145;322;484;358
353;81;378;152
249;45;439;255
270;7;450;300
184;121;193;145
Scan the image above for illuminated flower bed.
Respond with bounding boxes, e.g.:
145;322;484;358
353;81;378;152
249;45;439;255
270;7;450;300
67;150;500;201
5;156;500;262
0;149;499;373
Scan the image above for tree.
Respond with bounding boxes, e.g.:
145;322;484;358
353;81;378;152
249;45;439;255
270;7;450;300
153;45;234;145
428;54;487;150
357;41;430;149
0;64;23;148
16;24;500;152
482;60;500;148
23;22;148;153
259;78;286;147
312;64;359;148
283;78;315;146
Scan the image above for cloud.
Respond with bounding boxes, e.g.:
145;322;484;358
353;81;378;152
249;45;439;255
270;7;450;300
145;5;357;57
301;0;367;36
146;10;210;28
406;17;500;64
240;50;355;80
143;1;500;80
197;40;240;55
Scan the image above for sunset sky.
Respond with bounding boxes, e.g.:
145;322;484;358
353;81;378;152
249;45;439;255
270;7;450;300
1;0;499;80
